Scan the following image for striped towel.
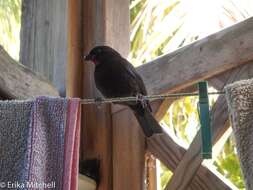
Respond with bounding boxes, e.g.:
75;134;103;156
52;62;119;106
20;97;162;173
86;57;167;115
0;97;80;190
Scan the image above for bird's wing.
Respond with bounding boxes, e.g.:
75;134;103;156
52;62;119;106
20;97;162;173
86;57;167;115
120;58;148;96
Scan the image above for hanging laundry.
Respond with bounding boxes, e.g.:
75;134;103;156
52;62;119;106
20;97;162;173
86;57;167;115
0;97;80;190
225;79;253;190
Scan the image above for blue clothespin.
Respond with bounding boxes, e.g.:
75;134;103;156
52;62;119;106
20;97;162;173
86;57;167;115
198;81;212;159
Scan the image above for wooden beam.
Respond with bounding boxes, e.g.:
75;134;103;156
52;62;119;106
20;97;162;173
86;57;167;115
137;17;253;95
147;129;234;190
163;62;253;190
0;46;58;99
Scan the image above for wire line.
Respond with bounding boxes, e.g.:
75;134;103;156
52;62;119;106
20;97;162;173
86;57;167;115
80;91;225;104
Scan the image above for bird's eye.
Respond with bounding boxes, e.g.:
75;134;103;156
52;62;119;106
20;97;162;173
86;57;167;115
97;48;103;53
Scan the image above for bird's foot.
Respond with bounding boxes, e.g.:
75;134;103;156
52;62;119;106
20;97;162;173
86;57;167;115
136;93;147;108
94;97;103;108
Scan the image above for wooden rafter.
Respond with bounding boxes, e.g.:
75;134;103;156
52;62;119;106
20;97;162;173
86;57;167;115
137;16;253;95
0;46;58;99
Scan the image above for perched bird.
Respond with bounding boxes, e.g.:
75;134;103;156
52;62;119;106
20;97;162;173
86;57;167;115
84;46;162;137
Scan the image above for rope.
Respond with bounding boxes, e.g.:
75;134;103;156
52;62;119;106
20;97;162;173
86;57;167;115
80;91;225;104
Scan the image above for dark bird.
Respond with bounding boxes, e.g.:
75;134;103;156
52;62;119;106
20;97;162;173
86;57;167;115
84;46;162;137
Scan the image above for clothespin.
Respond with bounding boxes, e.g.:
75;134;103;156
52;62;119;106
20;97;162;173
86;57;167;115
198;81;212;159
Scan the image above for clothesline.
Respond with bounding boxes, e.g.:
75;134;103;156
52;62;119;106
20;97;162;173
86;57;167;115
80;91;225;104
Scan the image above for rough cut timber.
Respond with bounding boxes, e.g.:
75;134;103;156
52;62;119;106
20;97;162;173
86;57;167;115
0;46;59;99
137;16;253;95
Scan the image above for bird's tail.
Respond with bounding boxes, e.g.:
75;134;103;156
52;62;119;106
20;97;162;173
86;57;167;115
131;105;163;137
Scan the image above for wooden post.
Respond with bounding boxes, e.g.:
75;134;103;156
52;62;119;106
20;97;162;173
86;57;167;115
68;0;112;189
69;0;131;190
68;0;144;189
67;0;84;98
112;108;145;190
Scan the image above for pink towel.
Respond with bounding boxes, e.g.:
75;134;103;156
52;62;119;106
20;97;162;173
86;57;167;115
27;97;80;190
63;98;81;190
28;97;68;189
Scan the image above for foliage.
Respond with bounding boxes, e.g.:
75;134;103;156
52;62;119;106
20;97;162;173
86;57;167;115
214;136;245;189
159;162;173;190
0;0;21;60
130;0;253;189
163;96;199;144
130;0;182;66
130;0;253;66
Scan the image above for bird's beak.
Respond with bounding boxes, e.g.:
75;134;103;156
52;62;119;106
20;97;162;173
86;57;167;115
84;54;91;61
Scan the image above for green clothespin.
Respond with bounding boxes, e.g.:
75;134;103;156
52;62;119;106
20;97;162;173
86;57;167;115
198;81;212;159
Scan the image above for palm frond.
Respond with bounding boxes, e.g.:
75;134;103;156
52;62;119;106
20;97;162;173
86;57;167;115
130;0;253;66
0;0;21;60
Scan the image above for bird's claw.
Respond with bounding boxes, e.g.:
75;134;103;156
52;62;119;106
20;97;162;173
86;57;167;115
95;97;103;108
136;94;147;108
